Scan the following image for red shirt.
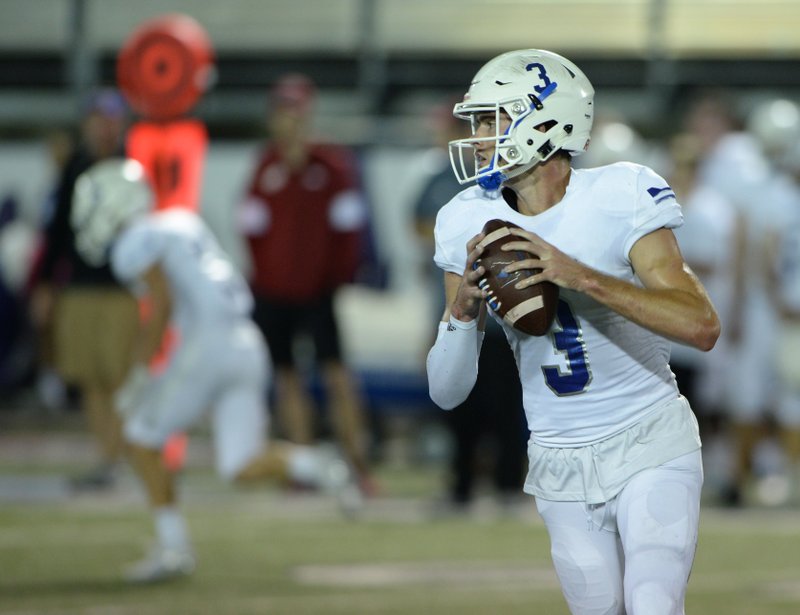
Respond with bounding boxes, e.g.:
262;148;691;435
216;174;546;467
240;143;365;302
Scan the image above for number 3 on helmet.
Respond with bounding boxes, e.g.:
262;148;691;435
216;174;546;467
449;49;595;190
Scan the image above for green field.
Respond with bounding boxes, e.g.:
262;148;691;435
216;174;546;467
2;426;800;614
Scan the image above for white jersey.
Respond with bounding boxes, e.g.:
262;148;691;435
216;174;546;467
434;162;683;447
112;209;253;332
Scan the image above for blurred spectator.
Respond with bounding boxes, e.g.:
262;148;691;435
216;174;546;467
412;96;527;514
0;195;38;395
29;89;139;491
236;74;376;494
32;129;75;411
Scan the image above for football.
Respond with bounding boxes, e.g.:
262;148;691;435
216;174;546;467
474;219;559;336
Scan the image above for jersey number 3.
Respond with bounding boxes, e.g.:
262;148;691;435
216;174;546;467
542;299;591;396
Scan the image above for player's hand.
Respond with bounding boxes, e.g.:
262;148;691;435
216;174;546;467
502;227;590;292
450;232;487;322
115;364;153;418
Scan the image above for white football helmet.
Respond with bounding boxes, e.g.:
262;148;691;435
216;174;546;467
576;120;649;168
71;158;152;266
747;97;800;162
449;49;594;190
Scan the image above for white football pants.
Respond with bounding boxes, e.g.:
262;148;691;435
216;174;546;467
535;450;703;615
125;318;271;480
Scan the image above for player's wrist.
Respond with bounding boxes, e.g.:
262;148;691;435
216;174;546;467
449;304;478;324
574;267;602;296
448;314;478;330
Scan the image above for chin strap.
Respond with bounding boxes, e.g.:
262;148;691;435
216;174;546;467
476;145;541;190
477;171;506;191
477;160;540;190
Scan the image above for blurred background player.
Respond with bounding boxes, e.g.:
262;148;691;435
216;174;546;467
573;115;653;170
683;91;799;506
29;89;138;491
411;96;527;514
747;97;800;505
71;158;359;583
237;73;376;495
747;97;800;180
666;132;743;500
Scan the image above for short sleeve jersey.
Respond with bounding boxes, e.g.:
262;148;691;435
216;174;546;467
111;209;253;330
434;162;684;447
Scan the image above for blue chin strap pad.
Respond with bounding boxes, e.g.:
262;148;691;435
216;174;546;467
477;170;505;191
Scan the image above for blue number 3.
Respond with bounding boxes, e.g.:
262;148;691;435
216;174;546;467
525;62;552;94
542;299;592;396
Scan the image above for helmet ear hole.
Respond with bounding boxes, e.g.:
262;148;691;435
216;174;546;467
537;141;555;158
534;120;558;133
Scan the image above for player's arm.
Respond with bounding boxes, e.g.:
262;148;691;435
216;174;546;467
624;228;720;349
427;233;488;410
505;226;720;351
441;232;488;326
115;263;173;417
132;264;173;367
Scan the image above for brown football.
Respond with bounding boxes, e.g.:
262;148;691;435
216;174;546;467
474;219;559;336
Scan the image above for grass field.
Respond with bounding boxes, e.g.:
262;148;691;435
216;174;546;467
2;419;800;614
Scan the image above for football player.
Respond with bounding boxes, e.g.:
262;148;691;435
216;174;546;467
71;159;359;583
746;97;800;504
665;133;742;499
685;93;799;506
426;49;720;614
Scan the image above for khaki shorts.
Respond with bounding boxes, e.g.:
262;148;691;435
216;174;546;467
54;288;138;388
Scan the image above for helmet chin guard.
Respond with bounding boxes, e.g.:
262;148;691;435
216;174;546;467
449;49;594;187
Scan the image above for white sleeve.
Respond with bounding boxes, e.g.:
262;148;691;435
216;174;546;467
623;165;684;257
111;224;162;283
426;316;485;410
